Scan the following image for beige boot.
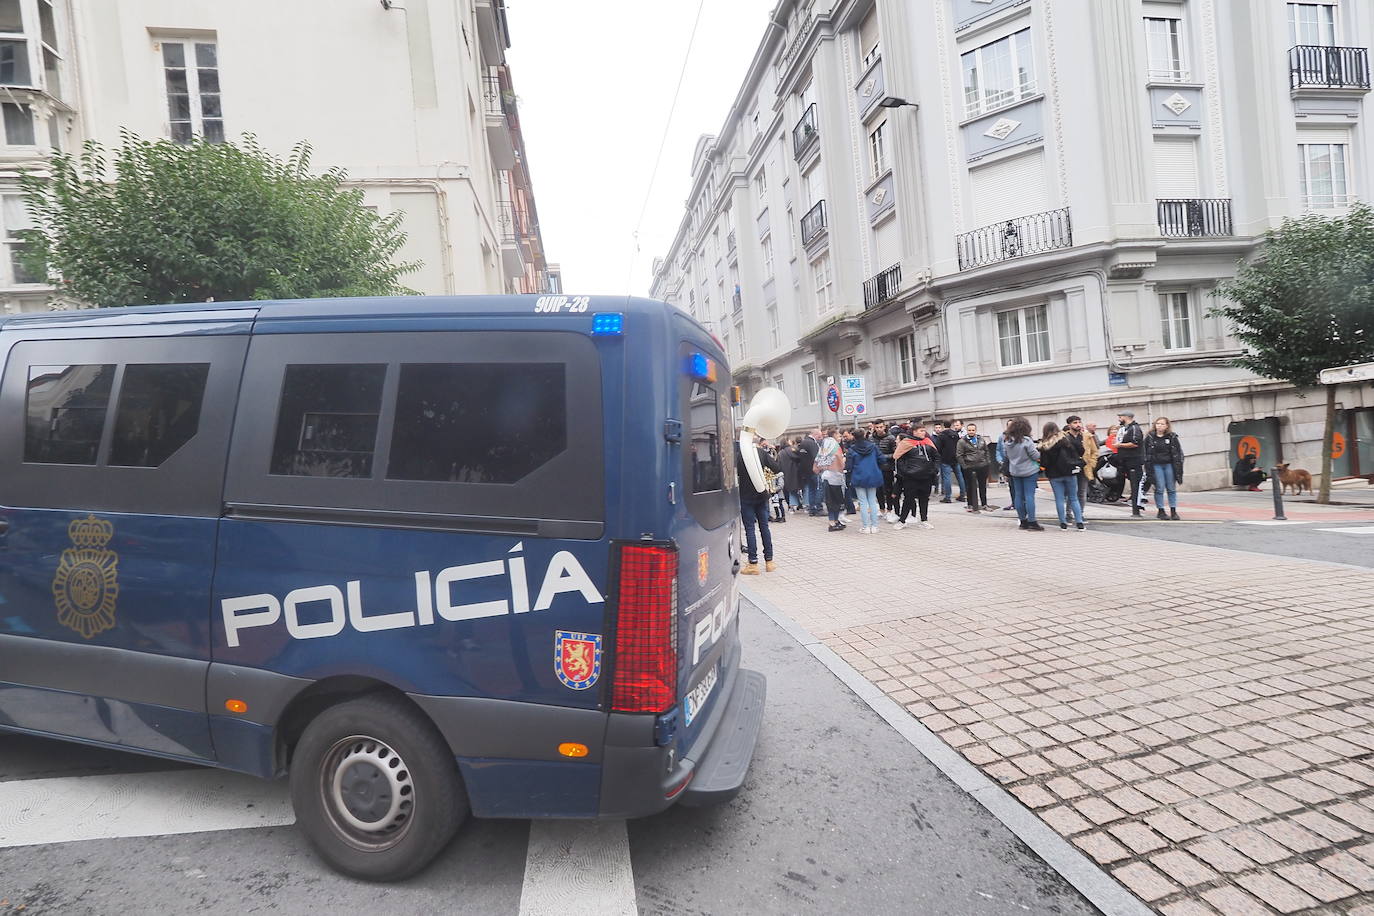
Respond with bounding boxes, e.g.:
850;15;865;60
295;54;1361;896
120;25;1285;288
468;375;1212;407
765;560;777;572
740;562;760;575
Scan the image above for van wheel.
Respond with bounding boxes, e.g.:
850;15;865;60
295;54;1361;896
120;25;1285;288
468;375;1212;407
289;694;467;881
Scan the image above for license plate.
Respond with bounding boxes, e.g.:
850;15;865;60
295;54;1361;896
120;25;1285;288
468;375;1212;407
684;664;719;727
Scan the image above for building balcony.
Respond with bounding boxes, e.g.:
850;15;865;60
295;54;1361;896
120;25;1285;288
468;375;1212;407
955;207;1072;270
1289;45;1371;91
801;200;827;247
1157;199;1232;238
863;263;901;310
497;201;524;278
792;104;818;160
482;74;516;170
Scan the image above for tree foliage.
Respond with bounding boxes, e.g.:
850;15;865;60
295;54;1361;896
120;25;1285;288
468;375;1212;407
19;134;419;307
1213;203;1374;388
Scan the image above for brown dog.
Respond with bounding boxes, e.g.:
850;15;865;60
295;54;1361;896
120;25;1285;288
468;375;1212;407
1276;463;1313;496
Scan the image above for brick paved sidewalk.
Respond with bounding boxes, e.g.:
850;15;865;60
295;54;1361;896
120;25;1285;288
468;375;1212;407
747;492;1374;915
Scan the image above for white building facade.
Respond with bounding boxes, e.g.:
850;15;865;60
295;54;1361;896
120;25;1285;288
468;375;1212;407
651;0;1374;488
0;0;552;312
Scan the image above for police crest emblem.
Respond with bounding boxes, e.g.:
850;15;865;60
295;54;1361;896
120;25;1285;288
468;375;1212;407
51;514;119;639
554;631;602;690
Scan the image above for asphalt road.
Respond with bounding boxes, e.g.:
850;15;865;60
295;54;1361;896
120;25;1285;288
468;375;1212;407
0;602;1096;916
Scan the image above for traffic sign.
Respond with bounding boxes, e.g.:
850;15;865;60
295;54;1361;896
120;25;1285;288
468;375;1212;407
839;376;867;421
1320;362;1374;385
826;384;839;412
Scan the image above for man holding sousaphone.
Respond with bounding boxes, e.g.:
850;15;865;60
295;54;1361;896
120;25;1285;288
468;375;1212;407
736;386;792;574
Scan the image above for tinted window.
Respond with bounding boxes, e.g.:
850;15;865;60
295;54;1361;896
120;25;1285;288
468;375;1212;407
686;381;734;495
24;364;115;465
387;363;566;483
109;363;210;467
270;364;385;478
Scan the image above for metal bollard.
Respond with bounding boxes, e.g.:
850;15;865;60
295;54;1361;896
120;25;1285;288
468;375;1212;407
1270;467;1286;521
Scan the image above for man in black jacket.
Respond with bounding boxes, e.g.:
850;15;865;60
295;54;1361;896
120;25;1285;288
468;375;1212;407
936;419;964;503
736;440;781;574
1115;410;1147;517
797;428;821;515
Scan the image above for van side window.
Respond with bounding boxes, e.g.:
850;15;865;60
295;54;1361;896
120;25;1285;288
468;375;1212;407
387;363;566;484
270;364;386;478
109;364;211;468
24;364;116;465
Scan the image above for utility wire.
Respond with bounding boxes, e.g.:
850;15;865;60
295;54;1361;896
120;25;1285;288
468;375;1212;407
626;0;708;296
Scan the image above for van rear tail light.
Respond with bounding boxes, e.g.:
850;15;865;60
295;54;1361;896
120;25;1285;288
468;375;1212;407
610;543;678;714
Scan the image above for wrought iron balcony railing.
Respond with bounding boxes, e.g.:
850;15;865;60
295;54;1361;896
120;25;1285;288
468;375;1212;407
863;263;901;310
793;103;819;159
1289;45;1371;90
801;200;827;246
1157;199;1233;238
955;207;1072;270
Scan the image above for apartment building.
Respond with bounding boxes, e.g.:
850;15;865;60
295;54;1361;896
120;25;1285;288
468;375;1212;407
650;0;1374;488
0;0;552;312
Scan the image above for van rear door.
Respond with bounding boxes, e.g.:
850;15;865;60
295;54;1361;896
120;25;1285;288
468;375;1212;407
671;341;741;761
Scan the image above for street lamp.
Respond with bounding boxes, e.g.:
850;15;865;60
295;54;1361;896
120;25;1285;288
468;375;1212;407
878;96;917;109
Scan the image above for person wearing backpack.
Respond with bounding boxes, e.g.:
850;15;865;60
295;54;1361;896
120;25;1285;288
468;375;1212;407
846;427;885;533
891;425;940;529
1039;421;1086;530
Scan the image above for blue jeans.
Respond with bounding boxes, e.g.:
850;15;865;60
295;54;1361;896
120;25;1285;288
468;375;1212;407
1152;463;1178;509
805;476;823;513
939;463;960;499
1050;475;1083;525
740;497;772;563
854;486;879;528
1010;475;1039;524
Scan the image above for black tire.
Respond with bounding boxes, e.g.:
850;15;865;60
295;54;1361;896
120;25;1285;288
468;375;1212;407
289;693;467;882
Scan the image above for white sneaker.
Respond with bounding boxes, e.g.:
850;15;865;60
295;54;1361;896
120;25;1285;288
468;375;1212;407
895;521;909;529
919;521;934;530
886;512;899;523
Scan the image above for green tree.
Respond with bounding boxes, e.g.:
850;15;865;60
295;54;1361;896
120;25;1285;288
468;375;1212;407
19;134;419;307
1213;203;1374;503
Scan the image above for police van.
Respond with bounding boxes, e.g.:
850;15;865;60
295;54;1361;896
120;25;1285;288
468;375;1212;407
0;295;765;881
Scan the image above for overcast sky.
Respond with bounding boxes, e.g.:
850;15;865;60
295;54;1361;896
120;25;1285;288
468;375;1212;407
505;0;778;297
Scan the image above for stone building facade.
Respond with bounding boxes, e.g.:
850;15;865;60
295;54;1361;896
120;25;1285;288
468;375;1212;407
650;0;1374;488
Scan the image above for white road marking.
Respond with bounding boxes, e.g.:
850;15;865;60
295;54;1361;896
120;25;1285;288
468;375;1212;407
1236;520;1311;526
519;818;636;916
0;769;293;847
1314;526;1374;534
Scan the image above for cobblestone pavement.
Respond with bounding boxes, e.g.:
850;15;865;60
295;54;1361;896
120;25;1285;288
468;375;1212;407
746;488;1374;915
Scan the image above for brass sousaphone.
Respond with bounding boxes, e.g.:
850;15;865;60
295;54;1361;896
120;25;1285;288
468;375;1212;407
738;387;792;492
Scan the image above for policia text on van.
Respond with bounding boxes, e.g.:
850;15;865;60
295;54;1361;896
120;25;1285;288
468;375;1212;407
0;296;766;881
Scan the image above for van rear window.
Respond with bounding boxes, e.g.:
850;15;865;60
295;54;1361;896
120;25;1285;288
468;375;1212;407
687;381;731;495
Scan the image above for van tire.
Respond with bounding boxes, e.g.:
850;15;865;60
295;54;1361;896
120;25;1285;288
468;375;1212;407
289;693;467;881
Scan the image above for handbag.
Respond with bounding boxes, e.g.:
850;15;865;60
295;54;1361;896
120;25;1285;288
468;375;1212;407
1098;463;1119;480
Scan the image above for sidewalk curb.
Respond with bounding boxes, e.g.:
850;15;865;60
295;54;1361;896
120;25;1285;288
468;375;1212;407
741;583;1153;916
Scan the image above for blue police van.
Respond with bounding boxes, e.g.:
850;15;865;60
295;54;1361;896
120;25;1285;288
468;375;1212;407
0;295;765;880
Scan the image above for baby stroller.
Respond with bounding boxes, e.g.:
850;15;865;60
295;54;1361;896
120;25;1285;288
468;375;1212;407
1087;452;1123;503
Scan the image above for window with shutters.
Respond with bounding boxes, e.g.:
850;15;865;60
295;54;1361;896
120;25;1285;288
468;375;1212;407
1144;17;1189;82
1154;138;1200;200
996;305;1051;369
961;29;1036;119
1159;292;1193;351
1288;2;1337;46
971;150;1050;227
859;7;881;70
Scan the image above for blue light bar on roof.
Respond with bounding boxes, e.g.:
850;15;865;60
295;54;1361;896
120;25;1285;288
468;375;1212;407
590;312;624;336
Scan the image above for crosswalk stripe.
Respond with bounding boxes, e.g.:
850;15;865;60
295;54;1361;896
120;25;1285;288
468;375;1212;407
1314;526;1374;534
0;769;293;847
519;818;636;916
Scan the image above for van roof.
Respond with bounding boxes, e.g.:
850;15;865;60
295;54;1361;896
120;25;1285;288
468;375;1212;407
0;294;690;329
